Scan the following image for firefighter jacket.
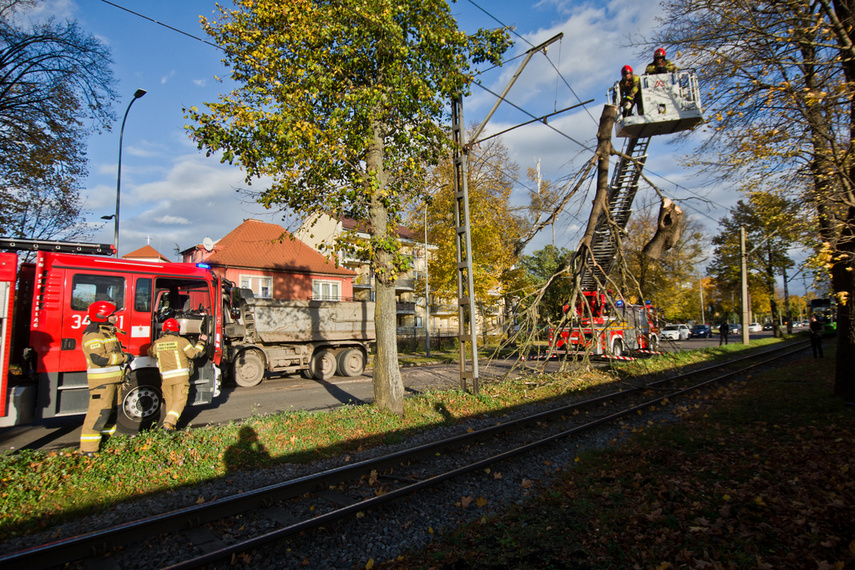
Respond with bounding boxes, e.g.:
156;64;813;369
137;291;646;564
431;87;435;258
82;322;130;385
645;59;678;74
619;75;641;103
148;332;206;385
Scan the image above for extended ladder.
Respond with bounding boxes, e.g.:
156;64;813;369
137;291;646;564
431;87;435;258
579;136;651;290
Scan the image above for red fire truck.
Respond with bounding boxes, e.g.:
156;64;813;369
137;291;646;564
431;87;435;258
1;237;376;433
0;238;221;433
549;290;660;358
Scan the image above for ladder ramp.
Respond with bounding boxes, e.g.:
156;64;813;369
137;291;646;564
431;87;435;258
579;136;650;290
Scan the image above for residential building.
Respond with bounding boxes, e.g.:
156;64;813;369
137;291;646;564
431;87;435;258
295;214;449;336
181;219;355;300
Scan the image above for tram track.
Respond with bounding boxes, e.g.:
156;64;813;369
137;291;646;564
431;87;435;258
0;340;810;570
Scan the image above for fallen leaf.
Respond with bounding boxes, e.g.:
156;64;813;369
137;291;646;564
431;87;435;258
521;479;534;489
461;495;473;508
476;497;488;507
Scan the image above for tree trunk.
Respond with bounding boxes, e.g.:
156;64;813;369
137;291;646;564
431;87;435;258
576;105;618;262
642;198;683;260
366;121;404;416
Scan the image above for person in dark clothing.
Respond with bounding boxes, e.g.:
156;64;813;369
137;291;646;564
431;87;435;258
718;322;730;346
809;315;824;358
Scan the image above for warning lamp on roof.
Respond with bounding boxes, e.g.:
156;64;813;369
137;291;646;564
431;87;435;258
615;300;624;307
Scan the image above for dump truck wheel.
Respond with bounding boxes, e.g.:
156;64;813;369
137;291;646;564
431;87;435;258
336;348;364;377
234;350;265;387
116;370;165;435
311;350;336;380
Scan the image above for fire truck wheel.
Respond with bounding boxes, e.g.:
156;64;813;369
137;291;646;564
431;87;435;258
610;339;624;357
234;350;265;387
117;373;166;435
336;348;365;377
649;335;659;351
310;350;337;380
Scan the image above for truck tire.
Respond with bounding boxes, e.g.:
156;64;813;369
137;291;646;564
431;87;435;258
610;338;624;357
234;350;265;387
310;349;336;381
336;348;365;377
117;371;166;435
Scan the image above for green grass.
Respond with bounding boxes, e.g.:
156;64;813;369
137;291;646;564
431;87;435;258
0;335;807;545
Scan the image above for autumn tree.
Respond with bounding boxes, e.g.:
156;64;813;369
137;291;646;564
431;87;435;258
517;244;574;323
0;1;116;238
651;0;855;401
416;134;527;343
186;0;510;414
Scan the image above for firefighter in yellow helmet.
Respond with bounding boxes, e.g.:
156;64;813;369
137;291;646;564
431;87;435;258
148;318;207;430
80;300;133;456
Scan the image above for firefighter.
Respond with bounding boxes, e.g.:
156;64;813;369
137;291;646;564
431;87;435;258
80;301;133;456
148;318;207;430
618;65;643;117
645;47;678;74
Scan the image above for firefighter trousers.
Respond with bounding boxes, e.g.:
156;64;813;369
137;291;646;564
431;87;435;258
162;379;190;429
80;381;121;453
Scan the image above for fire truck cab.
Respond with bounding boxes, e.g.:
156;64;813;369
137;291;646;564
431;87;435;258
1;239;221;433
550;291;660;358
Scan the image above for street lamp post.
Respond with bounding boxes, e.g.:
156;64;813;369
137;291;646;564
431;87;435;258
113;88;146;257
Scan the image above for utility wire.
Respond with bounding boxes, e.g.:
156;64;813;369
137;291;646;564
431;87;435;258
99;0;222;50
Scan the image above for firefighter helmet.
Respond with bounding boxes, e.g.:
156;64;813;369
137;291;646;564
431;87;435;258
162;318;180;333
621;65;633;76
654;47;666;59
88;301;117;323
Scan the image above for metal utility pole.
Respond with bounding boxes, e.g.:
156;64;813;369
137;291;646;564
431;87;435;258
449;33;563;394
783;264;792;334
424;205;430;357
111;88;146;258
740;226;750;344
451;97;479;394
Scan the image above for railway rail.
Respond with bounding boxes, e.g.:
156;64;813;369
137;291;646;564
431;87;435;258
0;340;810;569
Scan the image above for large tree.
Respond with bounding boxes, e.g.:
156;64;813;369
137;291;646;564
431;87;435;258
186;0;510;414
652;0;855;402
0;2;116;238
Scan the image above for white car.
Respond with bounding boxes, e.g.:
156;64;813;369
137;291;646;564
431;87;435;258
660;323;690;341
748;322;762;333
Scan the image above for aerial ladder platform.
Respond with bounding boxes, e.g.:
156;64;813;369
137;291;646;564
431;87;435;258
579;70;704;289
579;136;650;290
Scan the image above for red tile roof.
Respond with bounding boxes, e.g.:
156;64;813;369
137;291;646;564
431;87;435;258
122;244;171;262
204;219;355;276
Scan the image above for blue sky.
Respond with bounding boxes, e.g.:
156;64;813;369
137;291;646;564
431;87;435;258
26;0;756;281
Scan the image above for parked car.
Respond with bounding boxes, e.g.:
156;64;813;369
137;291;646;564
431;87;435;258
748;322;762;333
661;323;690;341
690;324;712;338
729;323;741;335
763;322;774;331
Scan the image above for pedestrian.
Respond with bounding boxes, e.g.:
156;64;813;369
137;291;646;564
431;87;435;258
148;318;207;430
618;65;644;117
718;321;729;346
809;315;824;358
80;301;134;456
645;47;678;74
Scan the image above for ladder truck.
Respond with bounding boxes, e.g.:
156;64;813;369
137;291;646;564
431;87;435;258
551;70;704;358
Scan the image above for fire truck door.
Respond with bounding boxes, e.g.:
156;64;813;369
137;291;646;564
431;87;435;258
0;252;16;417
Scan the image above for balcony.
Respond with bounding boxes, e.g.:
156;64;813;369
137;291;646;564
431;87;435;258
396;301;416;315
431;303;457;315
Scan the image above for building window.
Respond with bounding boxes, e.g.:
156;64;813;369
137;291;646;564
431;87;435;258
312;279;340;301
240;275;272;298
